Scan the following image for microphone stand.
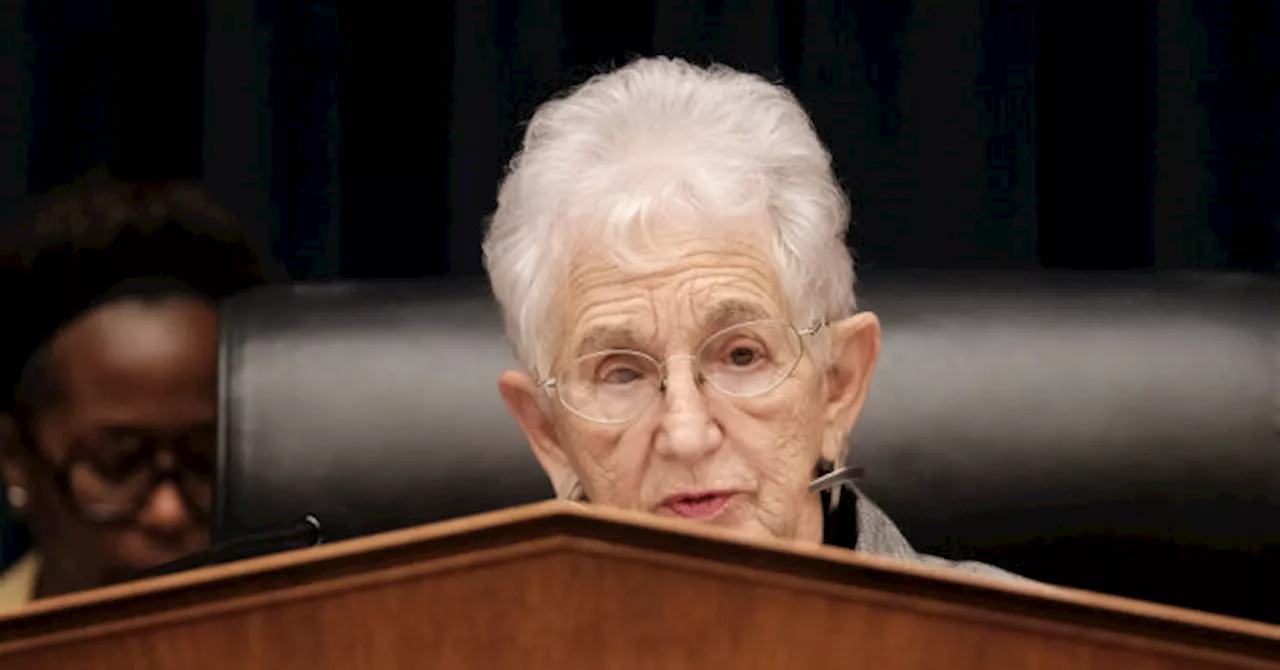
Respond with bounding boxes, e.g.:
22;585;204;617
133;515;324;581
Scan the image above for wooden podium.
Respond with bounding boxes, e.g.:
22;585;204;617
2;501;1279;669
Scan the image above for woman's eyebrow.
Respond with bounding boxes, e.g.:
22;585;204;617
572;300;771;356
701;299;772;333
574;325;646;356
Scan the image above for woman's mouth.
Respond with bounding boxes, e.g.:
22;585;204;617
660;491;736;519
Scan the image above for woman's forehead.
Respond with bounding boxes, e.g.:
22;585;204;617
554;221;788;343
571;297;778;355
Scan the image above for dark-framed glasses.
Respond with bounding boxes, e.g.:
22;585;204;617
539;319;825;425
29;430;214;525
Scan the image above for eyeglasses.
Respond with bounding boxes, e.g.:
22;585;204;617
539;320;825;425
26;429;214;526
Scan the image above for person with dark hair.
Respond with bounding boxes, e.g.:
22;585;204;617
0;170;278;612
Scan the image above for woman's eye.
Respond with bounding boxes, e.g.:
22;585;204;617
601;366;643;384
724;341;767;366
86;435;147;475
91;452;142;480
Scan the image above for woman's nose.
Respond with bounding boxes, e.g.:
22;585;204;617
135;481;194;536
654;357;722;460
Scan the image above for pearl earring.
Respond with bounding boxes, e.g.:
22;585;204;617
6;485;28;510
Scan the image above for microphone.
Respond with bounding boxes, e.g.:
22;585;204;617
134;515;324;581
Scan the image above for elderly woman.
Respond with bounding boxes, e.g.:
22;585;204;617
483;57;1015;578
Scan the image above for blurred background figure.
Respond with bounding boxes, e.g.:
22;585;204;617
0;169;277;611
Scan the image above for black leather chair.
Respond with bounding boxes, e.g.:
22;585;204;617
214;271;1280;622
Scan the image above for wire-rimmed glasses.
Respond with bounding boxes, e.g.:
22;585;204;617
539;319;825;424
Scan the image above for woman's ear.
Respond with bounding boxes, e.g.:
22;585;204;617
498;371;576;497
821;312;881;461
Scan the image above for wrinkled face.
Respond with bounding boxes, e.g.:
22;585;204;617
529;223;839;543
4;298;217;592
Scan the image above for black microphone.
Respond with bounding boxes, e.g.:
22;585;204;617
133;515;324;581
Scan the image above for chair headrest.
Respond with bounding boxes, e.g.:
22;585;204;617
215;280;553;545
215;271;1280;620
853;271;1280;541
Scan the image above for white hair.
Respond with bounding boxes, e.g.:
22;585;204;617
483;57;856;378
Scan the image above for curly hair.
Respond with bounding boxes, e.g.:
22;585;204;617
483;57;854;379
0;168;281;414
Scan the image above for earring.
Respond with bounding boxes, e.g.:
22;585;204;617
807;434;862;511
6;485;28;510
558;474;586;502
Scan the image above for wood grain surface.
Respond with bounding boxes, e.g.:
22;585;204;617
1;501;1277;669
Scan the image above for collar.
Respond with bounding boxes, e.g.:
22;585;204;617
0;551;41;616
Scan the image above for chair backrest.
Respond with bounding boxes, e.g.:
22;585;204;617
215;280;551;547
215;271;1280;621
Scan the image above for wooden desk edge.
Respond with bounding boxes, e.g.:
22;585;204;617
3;500;1277;647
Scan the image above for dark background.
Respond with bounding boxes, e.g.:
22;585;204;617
1;0;1277;280
1;0;1278;572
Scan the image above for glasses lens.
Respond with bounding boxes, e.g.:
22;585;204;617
699;321;803;397
66;447;215;523
68;461;154;522
560;350;662;423
178;470;214;520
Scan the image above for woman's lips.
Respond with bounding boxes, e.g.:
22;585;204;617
660;491;736;519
